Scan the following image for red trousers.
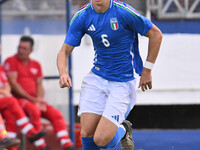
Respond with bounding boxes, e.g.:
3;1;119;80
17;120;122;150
1;98;73;149
1;98;67;132
18;99;67;133
0;97;40;137
19;99;73;149
0;97;26;120
0;96;29;133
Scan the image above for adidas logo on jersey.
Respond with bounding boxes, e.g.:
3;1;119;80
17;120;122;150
111;115;119;122
88;24;96;31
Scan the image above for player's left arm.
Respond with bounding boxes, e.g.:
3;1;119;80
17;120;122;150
138;24;163;91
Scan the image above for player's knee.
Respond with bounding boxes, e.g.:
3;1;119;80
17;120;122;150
93;133;109;147
80;128;94;138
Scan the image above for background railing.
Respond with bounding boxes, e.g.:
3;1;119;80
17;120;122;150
1;0;146;17
2;0;200;19
148;0;200;19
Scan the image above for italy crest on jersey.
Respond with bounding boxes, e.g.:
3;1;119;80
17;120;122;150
110;18;119;30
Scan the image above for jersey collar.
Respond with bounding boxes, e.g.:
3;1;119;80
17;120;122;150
90;0;113;10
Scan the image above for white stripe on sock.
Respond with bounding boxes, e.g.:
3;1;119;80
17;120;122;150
16;117;29;126
56;130;68;138
21;123;33;134
34;139;45;146
60;139;71;146
7;132;17;138
119;124;126;132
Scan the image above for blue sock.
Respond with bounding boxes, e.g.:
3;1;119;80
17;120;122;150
99;125;126;149
81;137;100;150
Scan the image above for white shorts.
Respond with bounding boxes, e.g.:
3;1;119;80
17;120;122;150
78;72;137;127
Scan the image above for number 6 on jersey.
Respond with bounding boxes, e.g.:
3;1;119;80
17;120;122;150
101;34;110;47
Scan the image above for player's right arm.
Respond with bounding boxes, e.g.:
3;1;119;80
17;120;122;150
57;43;74;88
57;9;85;88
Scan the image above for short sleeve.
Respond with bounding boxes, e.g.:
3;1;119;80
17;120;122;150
4;58;17;73
64;14;85;47
125;5;153;35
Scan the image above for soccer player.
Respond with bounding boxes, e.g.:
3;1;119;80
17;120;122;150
4;36;76;150
57;0;162;150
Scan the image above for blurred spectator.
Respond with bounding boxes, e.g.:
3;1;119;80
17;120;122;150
0;114;21;149
39;0;50;10
0;65;46;150
12;0;50;11
12;0;27;11
4;36;76;150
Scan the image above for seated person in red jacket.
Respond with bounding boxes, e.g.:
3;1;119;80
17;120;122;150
0;65;46;150
4;36;75;150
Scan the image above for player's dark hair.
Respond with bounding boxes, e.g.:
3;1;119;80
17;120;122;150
20;36;34;48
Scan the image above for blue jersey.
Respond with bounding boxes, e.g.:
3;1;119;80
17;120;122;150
64;0;153;82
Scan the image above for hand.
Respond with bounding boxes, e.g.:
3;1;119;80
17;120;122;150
138;68;152;92
59;72;72;88
35;97;47;112
2;91;12;97
0;90;12;97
